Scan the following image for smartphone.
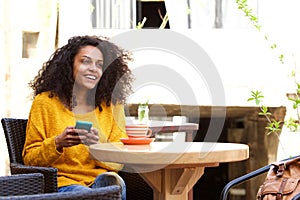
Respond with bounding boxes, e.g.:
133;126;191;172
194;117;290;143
75;120;93;132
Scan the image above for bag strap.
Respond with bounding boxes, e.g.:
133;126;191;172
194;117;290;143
276;178;288;200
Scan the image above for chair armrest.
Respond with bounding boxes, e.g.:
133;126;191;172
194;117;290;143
219;164;271;200
0;185;121;200
0;173;44;196
10;163;58;193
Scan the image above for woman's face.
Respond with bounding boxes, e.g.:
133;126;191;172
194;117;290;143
73;45;103;91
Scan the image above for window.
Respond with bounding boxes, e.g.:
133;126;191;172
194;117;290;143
136;0;169;28
90;0;136;28
90;0;170;29
22;31;39;58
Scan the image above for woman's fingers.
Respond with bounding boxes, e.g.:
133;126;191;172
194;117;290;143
89;128;99;144
73;128;99;145
55;126;99;151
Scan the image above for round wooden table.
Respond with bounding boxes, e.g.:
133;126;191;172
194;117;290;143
90;142;249;200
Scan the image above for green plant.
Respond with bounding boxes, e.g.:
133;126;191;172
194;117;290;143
138;100;149;123
238;0;300;137
236;0;284;64
247;91;282;135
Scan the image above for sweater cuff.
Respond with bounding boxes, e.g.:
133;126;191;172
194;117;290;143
43;136;62;162
95;161;124;172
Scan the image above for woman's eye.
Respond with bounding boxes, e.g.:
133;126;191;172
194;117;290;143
96;62;103;69
82;59;91;65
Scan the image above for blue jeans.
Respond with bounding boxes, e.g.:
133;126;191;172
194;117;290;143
58;172;126;200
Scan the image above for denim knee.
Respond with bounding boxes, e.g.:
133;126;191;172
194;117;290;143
92;172;126;200
58;184;91;192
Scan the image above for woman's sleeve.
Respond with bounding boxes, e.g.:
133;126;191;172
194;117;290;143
22;97;61;167
94;103;126;171
108;103;128;142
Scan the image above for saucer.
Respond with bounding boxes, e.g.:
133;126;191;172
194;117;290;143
120;137;154;145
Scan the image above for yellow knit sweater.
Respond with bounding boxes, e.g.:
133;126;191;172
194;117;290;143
22;92;128;188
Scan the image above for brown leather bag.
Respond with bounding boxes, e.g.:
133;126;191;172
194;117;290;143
257;157;300;200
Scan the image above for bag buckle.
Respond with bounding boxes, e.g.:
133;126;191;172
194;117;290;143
276;163;286;177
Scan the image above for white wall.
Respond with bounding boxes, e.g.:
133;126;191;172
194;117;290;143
98;29;289;106
0;0;57;176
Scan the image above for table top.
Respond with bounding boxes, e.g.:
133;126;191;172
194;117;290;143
89;142;249;166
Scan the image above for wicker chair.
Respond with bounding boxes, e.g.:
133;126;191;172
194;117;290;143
1;118;153;200
1;118;58;193
0;173;44;196
0;173;121;200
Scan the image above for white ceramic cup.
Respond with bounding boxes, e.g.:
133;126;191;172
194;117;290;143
126;126;152;138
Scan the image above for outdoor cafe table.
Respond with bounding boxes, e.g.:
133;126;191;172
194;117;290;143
89;142;249;200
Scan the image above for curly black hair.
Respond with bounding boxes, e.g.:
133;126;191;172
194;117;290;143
29;35;134;111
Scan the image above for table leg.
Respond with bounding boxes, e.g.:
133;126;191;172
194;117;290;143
154;130;196;199
185;130;196;200
140;167;205;200
185;130;195;142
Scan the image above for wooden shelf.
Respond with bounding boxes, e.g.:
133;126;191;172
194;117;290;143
125;104;286;119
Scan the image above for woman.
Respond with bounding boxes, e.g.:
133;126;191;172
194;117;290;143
22;35;133;199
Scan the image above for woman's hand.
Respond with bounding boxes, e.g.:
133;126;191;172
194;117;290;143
82;127;99;146
55;126;99;152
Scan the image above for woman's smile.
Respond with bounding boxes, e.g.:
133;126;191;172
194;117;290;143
73;45;103;91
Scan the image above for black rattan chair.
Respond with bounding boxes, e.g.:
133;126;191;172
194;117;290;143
0;173;44;196
1;118;58;193
1;118;153;200
0;173;121;200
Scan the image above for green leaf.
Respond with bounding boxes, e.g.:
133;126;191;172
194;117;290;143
139;110;145;121
248;90;264;105
270;44;277;49
279;54;284;63
266;120;282;135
